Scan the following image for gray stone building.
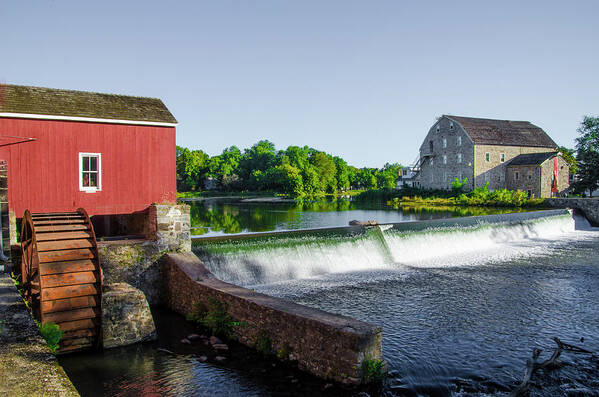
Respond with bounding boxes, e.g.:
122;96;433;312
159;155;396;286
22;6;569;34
413;115;569;197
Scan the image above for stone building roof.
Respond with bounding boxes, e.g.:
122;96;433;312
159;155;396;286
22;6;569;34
507;152;557;166
446;115;557;148
0;84;177;124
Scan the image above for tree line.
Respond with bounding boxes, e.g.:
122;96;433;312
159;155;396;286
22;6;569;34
176;140;402;198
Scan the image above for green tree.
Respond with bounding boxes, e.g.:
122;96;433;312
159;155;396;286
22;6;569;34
176;146;209;191
239;140;278;188
333;156;350;191
310;152;337;193
557;146;578;174
575;116;599;196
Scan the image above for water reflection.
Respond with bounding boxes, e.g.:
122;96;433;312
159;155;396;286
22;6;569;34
186;198;529;237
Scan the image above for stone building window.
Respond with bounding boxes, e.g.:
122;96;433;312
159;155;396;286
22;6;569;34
450;122;454;130
485;152;490;162
528;171;532;180
443;155;447;164
457;136;462;146
436;125;440;133
430;158;434;166
500;153;506;162
527;190;532;198
443;138;447;148
515;171;520;180
457;153;462;163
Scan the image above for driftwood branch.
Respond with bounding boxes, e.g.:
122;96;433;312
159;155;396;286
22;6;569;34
509;337;593;397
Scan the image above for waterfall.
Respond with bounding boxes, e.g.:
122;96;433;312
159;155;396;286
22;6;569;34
193;210;582;287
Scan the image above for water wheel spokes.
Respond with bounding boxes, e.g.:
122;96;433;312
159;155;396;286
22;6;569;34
21;209;103;353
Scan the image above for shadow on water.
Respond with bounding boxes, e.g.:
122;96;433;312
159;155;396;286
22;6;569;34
59;307;360;397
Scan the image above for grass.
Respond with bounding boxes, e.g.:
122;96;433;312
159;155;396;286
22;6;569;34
38;322;62;353
360;358;386;384
186;297;236;339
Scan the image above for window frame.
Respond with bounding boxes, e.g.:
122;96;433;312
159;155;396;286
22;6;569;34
79;152;102;192
442;138;447;148
500;153;506;163
457;153;462;163
457;136;462;146
485;152;490;162
515;171;520;181
443;155;447;164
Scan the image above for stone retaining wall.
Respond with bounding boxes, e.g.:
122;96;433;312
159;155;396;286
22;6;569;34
546;198;599;225
162;252;382;385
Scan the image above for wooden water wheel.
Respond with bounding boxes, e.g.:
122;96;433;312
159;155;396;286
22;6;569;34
20;208;103;353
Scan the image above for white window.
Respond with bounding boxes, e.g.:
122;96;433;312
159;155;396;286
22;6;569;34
430;158;434;166
436;125;440;133
443;155;447;164
450;122;454;130
500;153;505;163
442;138;447;148
79;153;101;192
485;152;490;162
515;171;520;181
457;153;462;163
457;136;462;146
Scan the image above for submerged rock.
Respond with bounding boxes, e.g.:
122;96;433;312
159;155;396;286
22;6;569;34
102;283;157;349
180;338;191;345
187;334;202;341
210;336;223;345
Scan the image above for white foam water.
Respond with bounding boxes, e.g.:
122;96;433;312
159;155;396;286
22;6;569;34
197;212;595;287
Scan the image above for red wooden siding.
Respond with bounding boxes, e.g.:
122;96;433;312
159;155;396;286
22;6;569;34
0;117;176;217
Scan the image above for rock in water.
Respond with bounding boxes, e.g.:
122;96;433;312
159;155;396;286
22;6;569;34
210;336;223;345
188;334;202;341
180;338;191;345
102;283;157;349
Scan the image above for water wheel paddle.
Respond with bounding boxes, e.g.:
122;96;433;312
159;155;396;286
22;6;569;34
20;209;103;353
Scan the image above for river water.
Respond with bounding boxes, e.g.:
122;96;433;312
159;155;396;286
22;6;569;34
184;197;528;237
60;206;599;396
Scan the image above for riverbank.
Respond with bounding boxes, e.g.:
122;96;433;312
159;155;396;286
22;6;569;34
0;273;79;396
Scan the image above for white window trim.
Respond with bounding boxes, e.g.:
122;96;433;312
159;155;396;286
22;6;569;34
443;155;447;164
457;136;461;146
79;152;102;192
442;138;447;148
457;153;462;163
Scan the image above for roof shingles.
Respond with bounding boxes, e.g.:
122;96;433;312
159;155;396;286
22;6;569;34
0;84;176;124
446;115;556;148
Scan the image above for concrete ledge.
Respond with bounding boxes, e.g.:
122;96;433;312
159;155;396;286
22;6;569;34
163;252;382;384
546;198;599;226
0;274;79;396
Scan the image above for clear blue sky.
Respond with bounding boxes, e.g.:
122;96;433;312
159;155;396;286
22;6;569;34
2;1;598;168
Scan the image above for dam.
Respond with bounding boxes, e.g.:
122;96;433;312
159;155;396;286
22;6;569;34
60;209;599;396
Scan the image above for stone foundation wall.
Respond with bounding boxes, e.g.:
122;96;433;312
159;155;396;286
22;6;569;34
98;203;191;304
102;283;157;349
546;198;599;226
153;204;191;252
162;252;382;385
